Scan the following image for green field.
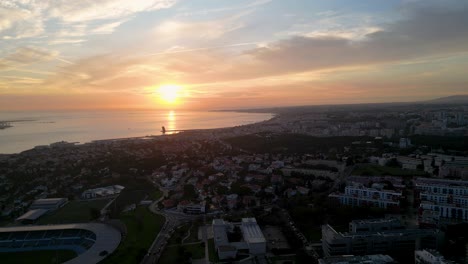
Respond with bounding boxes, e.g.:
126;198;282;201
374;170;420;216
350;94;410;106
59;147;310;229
185;223;201;243
352;164;426;177
207;238;219;262
167;223;190;245
100;206;165;264
150;189;163;201
0;250;77;264
158;243;205;264
37;199;111;224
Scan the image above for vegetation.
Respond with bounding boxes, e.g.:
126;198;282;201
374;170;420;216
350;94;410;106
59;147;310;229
101;206;165;264
167;223;191;245
158;243;205;264
410;135;468;151
0;250;77;264
37;199;110;224
225;134;374;154
207;239;219;263
150;189;163;201
183;184;197;200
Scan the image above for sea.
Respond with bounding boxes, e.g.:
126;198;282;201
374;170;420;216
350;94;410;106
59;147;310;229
0;110;273;154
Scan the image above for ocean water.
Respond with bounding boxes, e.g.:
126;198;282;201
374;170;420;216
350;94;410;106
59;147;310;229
0;110;273;154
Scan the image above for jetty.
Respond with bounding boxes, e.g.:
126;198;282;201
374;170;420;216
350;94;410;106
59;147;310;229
0;121;12;129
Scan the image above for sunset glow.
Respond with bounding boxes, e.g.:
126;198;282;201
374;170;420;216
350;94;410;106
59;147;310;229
0;0;467;111
157;85;182;104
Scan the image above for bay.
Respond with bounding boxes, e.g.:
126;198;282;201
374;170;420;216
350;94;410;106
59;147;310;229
0;110;273;154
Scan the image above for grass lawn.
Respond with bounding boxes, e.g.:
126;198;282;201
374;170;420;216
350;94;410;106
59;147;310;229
159;243;205;264
301;226;322;242
352;164;426;177
150;189;163;201
185;223;201;243
270;255;296;264
0;250;77;264
167;223;190;245
37;199;111;224
207;238;219;262
100;206;165;264
184;242;205;259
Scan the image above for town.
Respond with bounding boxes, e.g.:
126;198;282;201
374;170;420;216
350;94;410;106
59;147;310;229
0;102;467;264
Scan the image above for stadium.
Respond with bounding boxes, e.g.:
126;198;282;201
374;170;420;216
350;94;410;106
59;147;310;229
0;223;121;264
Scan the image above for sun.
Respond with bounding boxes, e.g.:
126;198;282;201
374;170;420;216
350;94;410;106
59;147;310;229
157;84;181;104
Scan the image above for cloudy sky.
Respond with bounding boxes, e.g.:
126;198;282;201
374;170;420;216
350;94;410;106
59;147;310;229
1;0;468;110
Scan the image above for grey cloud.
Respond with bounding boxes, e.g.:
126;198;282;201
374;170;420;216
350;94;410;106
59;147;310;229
202;2;468;81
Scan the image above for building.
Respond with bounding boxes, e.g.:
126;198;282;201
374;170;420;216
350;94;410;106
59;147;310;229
415;249;455;264
15;209;48;224
415;178;468;223
0;223;121;264
399;138;412;149
318;254;396;264
438;160;468;179
349;218;404;233
397;156;422;170
322;219;443;258
240;218;267;254
212;218;266;260
328;183;402;209
177;200;206;214
29;198;68;211
81;185;125;199
226;194;238;209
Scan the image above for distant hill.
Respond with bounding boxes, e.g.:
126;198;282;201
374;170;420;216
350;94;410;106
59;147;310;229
423;95;468;104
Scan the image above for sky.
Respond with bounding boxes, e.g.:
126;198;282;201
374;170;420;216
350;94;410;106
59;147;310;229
1;0;468;110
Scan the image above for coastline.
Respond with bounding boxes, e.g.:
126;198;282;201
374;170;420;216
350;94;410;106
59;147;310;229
0;110;278;155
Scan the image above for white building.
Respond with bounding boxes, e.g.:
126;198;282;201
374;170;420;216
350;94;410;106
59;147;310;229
177;201;206;214
212;218;266;260
29;198;68;211
415;249;455;264
415;178;468;222
399;138;412;149
81;185;125;199
397;156;422;170
240;218;267;255
319;254;396;264
322;219;443;258
329;183;401;209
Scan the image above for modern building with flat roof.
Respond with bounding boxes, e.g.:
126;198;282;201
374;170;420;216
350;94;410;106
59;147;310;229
415;177;468;223
212;217;266;260
329;183;402;209
81;185;125;199
322;219;443;258
15;209;48;224
0;223;121;264
241;218;267;255
29;198;68;211
318;254;397;264
415;249;456;264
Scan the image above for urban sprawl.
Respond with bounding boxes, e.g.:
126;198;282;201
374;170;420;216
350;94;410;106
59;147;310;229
0;103;468;264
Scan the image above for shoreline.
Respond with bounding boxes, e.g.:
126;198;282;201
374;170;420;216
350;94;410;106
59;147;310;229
0;111;278;155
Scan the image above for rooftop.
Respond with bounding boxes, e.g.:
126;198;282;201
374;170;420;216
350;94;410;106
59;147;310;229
319;254;395;264
15;209;48;221
31;198;67;206
241;218;266;244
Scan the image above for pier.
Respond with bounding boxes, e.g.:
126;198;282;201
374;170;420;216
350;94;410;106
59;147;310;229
0;121;12;129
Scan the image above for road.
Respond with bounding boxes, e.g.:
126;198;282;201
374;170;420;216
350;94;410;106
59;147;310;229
140;202;201;264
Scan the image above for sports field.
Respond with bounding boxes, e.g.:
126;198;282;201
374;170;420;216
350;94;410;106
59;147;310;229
37;199;111;224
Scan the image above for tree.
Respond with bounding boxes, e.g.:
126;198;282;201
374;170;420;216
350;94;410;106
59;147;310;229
183;184;198;200
89;207;100;220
